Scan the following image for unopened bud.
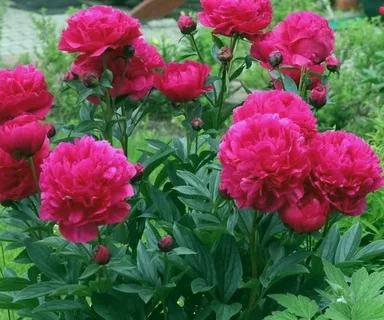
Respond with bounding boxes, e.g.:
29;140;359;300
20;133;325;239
217;46;233;63
123;45;135;59
178;15;197;35
191;117;204;132
269;50;283;68
158;235;174;252
93;245;111;265
132;163;145;182
82;73;99;88
325;56;339;73
47;124;56;139
309;86;327;109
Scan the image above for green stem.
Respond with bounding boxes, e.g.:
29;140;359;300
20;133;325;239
298;66;307;98
162;253;170;320
216;64;228;128
189;34;204;63
105;89;114;145
79;243;93;261
277;66;286;91
195;134;198;155
247;212;259;318
228;35;240;75
28;157;40;195
184;104;191;157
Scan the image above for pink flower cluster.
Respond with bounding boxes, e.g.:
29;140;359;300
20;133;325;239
219;91;383;233
60;5;212;102
251;11;336;91
0;65;53;202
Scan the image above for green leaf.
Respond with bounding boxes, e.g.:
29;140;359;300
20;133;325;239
334;223;362;263
281;74;298;94
264;311;298;320
92;293;130;320
0;293;31;310
229;65;245;81
0;277;31;292
79;264;102;280
13;281;64;302
142;146;175;178
214;235;243;302
137;241;158;286
74;120;105;134
212;35;224;48
179;198;212;213
25;242;66;282
176;171;211;199
323;259;349;292
172;247;197;255
269;294;318;318
191;278;215;294
324;302;351;320
33;300;87;313
318;223;340;263
149;185;180;222
354;240;384;261
173;223;217;286
210;301;242;320
114;284;154;304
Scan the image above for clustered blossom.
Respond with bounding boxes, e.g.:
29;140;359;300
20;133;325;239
39;136;137;243
251;11;335;91
198;0;273;37
0;65;53;202
220;91;383;233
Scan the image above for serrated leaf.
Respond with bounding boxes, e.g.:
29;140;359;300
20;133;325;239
264;311;298;320
269;294;318;318
323;260;349;292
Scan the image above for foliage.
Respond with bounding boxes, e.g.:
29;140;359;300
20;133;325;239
265;262;384;320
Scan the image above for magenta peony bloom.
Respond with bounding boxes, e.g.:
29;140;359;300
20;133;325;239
0;115;49;159
219;114;310;212
233;90;317;140
309;131;384;216
154;61;212;102
58;5;142;57
39;136;137;243
71;38;164;100
0;65;53;124
250;32;325;89
273;11;335;66
178;15;197;34
198;0;273;37
0;139;49;202
279;189;330;233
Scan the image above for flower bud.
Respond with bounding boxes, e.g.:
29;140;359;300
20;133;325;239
47;124;56;139
217;46;233;63
191;117;204;132
219;183;231;200
309;86;327;109
325;56;339;73
132;163;145;182
178;15;197;35
158;235;174;252
123;45;135;59
82;73;99;88
93;245;111;265
64;71;77;81
380;5;384;16
268;50;283;68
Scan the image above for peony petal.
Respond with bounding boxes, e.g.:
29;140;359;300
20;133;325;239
59;222;99;243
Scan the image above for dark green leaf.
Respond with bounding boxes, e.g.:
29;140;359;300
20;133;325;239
14;281;64;301
211;301;242;320
137;241;158;286
214;235;243;302
79;264;102;280
229;65;245;81
0;277;31;292
354;240;384;261
33;300;87;313
318;223;340;263
212;35;224;48
334;223;362;263
191;278;215;294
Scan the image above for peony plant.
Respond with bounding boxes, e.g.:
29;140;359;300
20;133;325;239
0;1;383;319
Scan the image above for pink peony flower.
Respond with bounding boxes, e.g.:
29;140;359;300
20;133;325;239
233;90;317;140
273;11;335;66
0;139;49;202
380;5;384;16
71;38;164;100
198;0;273;37
309;131;384;216
58;5;142;57
219;114;310;212
39;136;137;243
279;189;330;233
250;32;325;90
178;15;197;34
0;65;53;124
0;115;49;159
154;60;212;102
